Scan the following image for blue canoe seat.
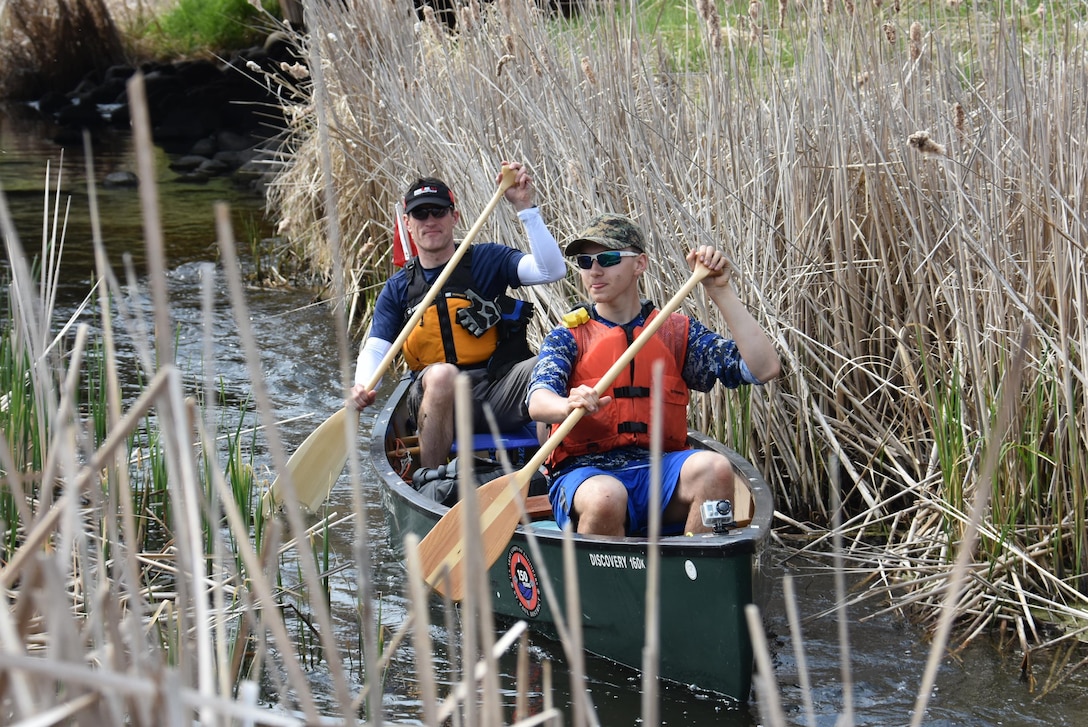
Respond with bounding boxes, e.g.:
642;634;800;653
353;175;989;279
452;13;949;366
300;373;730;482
450;422;540;467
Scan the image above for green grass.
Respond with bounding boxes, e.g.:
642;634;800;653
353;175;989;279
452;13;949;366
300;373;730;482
154;0;281;56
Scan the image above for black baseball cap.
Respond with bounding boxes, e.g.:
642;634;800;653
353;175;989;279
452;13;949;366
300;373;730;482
404;177;456;213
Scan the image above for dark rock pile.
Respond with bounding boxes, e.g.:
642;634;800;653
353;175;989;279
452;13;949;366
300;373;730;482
28;32;300;192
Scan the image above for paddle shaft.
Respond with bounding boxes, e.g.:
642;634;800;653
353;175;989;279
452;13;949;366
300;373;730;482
362;164;518;392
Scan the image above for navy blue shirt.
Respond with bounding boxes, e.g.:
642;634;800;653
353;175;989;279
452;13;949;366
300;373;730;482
370;243;524;342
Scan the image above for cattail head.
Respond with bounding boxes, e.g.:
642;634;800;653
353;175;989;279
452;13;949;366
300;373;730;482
581;56;596;85
497;54;514;77
504;34;515;55
280;61;309;80
953;102;966;137
844;0;855;15
856;71;870;89
696;0;722;49
824;0;833;14
779;0;788;26
460;3;478;30
749;0;763;22
883;22;896;44
908;131;946;156
909;22;923;61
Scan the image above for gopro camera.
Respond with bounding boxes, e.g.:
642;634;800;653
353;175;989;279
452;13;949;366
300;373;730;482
700;499;735;533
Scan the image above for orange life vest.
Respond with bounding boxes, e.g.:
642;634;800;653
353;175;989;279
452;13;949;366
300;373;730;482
402;249;499;371
548;308;691;471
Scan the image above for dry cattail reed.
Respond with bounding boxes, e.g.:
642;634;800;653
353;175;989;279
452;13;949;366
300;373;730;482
749;0;763;23
909;21;923;61
908;130;946;156
496;53;514;77
953;102;966;138
581;56;596;85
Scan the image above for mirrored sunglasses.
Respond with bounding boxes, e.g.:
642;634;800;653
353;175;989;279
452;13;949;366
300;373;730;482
572;250;640;270
408;206;453;221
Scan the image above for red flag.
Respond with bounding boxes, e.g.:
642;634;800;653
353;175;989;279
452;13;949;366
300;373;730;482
393;201;416;267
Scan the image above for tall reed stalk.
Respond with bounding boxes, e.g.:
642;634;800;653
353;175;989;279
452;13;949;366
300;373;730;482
266;0;1087;676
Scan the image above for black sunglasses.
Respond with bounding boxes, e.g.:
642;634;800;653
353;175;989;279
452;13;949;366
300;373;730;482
408;206;453;221
572;250;640;270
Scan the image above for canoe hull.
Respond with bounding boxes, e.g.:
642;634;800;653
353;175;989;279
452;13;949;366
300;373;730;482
372;377;773;701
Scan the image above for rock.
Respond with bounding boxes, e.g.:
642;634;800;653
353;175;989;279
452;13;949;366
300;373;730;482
196;158;229;176
56;101;104;128
169;155;209;172
103;171;139;188
190;136;218;157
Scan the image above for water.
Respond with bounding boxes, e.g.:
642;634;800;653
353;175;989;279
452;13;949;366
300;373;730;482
3;104;1086;725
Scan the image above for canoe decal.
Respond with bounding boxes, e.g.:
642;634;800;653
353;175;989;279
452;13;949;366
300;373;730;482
507;546;541;617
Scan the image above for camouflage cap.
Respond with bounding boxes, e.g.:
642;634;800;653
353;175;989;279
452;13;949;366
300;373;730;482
564;213;647;256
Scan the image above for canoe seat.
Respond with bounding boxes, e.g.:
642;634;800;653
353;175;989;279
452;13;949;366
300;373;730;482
733;478;754;528
449;423;540;467
524;494;553;521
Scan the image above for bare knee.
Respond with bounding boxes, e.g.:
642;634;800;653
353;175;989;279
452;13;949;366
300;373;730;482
698;455;735;502
572;477;628;537
421;364;459;397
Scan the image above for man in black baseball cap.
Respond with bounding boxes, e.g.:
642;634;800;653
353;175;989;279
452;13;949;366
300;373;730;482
350;162;566;479
403;178;456;214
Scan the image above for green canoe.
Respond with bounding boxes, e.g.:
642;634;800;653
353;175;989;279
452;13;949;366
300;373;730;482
370;375;774;702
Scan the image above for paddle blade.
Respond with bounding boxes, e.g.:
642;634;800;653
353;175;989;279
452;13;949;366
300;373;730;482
263;406;359;514
418;472;528;600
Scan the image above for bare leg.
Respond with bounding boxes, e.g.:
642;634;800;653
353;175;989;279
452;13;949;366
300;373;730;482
571;475;628;536
417;363;458;468
663;451;735;534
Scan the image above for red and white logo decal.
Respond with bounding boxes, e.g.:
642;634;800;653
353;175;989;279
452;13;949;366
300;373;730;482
507;546;540;618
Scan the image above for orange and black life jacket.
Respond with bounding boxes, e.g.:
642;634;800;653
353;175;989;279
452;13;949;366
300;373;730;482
548;307;691;471
401;248;531;374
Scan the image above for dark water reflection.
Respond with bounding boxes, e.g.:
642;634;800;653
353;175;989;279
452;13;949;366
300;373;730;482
3;106;1085;726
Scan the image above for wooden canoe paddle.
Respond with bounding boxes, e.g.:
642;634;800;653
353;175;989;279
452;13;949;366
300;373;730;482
417;262;714;600
262;165;519;514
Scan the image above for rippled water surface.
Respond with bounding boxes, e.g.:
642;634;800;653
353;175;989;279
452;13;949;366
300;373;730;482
3;105;1086;725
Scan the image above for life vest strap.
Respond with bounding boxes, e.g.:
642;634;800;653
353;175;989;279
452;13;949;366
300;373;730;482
613;386;650;398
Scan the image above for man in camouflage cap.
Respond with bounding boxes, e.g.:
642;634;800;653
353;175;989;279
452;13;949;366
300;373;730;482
563;212;647;255
527;213;781;537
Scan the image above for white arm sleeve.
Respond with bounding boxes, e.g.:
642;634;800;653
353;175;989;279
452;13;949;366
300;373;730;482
354;337;393;388
515;207;567;285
